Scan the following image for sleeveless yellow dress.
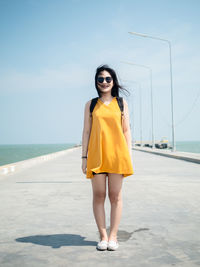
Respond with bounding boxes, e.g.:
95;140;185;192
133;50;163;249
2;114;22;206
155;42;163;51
86;96;134;179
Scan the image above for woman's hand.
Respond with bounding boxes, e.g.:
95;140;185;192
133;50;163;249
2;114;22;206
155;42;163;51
82;158;87;174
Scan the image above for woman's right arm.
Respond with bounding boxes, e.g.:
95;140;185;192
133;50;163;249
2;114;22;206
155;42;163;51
81;100;92;174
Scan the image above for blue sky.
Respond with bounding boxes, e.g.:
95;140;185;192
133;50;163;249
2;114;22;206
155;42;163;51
0;0;200;144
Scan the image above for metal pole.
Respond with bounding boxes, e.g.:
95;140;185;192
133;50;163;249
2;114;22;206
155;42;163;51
139;84;143;147
168;41;176;151
128;31;175;152
131;93;134;146
120;61;155;149
150;68;155;149
121;79;142;148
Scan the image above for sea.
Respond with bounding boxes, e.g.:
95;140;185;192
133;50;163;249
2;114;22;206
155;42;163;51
0;141;199;167
175;141;200;154
0;143;77;167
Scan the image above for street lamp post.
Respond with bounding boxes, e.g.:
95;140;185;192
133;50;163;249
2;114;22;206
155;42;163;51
121;61;155;149
128;31;175;152
139;83;143;148
122;79;143;147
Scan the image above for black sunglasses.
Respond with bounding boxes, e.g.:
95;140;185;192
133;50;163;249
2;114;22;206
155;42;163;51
97;76;113;83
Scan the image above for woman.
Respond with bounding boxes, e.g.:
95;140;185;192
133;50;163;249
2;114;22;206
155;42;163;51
81;64;134;251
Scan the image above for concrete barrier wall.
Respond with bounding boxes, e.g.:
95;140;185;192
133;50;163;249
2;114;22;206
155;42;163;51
0;146;80;176
133;146;200;164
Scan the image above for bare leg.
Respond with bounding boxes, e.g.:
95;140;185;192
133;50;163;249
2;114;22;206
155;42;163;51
108;173;123;242
91;173;108;241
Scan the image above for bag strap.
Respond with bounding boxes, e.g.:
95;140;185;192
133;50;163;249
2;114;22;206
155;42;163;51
116;96;124;128
116;96;124;112
89;97;99;117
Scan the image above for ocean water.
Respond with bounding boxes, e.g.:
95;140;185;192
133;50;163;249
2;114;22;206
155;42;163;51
0;141;199;167
175;141;200;154
0;143;77;167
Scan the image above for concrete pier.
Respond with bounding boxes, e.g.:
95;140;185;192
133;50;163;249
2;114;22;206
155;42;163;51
133;146;200;164
0;146;200;267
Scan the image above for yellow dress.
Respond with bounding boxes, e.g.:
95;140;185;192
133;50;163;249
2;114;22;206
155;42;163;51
86;96;134;179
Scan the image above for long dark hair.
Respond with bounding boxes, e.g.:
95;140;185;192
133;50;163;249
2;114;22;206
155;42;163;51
95;64;130;97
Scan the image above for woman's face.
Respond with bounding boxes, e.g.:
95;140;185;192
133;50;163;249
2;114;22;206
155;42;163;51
97;70;114;93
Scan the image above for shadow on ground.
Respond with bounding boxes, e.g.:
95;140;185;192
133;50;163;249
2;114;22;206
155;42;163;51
16;234;97;248
15;228;149;249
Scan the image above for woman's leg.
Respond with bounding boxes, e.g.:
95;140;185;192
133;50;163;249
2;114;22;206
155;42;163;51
91;173;108;241
108;173;124;242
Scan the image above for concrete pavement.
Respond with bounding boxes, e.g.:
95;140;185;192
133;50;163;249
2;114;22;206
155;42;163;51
0;146;200;267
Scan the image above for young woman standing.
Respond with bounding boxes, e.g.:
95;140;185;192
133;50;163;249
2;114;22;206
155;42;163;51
81;64;134;251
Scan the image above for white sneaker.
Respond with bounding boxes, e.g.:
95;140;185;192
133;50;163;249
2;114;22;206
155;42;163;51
107;240;119;251
96;240;108;250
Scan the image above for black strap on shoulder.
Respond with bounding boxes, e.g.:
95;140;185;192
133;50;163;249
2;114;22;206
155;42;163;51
90;97;99;117
116;96;124;128
116;96;124;112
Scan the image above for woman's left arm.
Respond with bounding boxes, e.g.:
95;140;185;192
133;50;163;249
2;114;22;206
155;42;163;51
122;99;133;160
